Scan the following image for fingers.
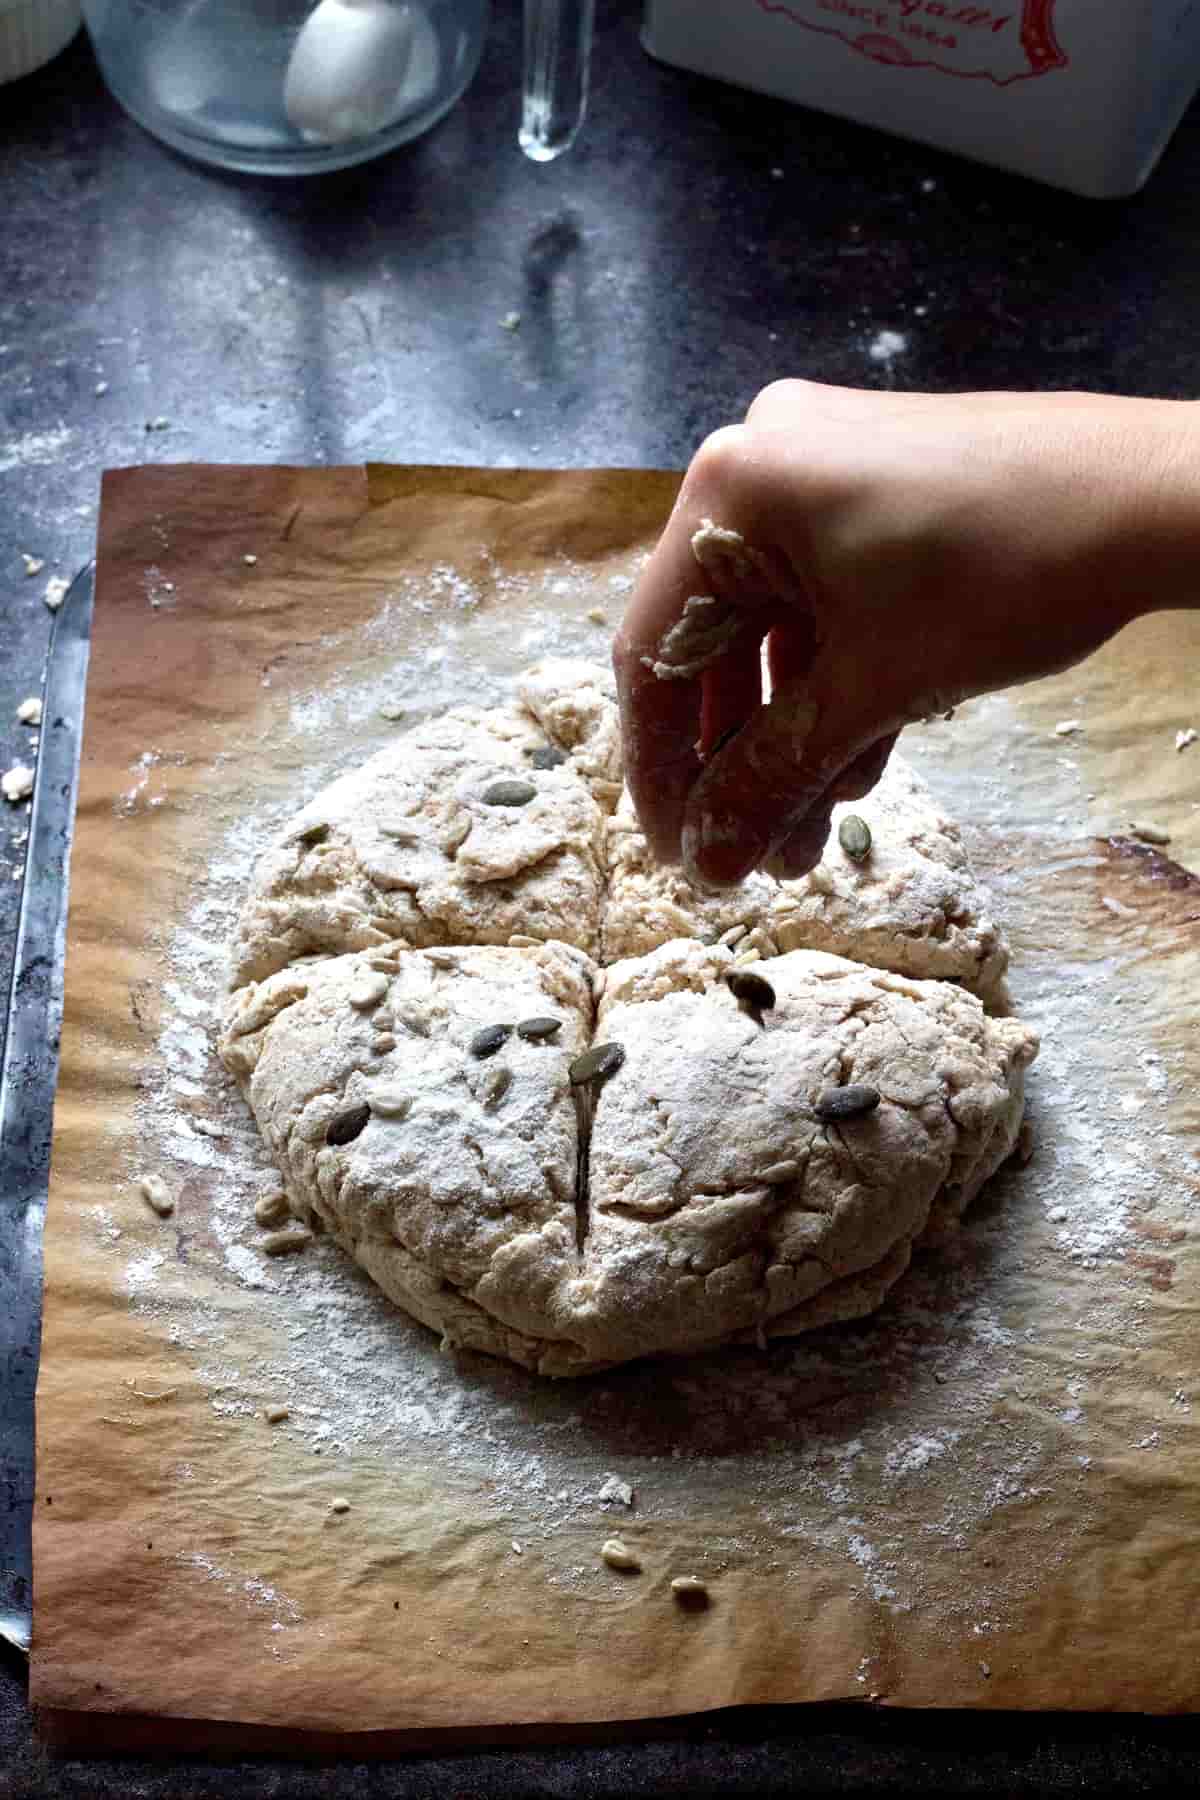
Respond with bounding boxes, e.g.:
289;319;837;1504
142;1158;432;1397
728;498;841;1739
613;428;785;861
763;734;898;880
679;685;825;887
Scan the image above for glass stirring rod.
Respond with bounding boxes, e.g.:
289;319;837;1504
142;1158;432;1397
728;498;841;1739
519;0;595;161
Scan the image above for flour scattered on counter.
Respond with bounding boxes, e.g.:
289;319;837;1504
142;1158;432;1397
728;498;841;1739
21;552;45;577
867;329;907;364
0;426;72;474
178;1551;302;1626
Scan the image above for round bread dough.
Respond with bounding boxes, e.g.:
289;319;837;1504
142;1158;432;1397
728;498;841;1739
220;935;1036;1377
219;661;1035;1375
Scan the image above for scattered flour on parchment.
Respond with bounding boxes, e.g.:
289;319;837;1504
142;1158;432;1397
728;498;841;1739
97;578;1196;1642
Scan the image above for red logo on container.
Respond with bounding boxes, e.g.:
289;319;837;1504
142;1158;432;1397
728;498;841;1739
755;0;1068;85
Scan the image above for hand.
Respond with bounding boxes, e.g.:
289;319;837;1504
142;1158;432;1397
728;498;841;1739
614;382;1193;885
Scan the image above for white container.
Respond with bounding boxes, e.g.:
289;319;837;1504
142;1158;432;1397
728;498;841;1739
0;0;81;81
642;0;1200;197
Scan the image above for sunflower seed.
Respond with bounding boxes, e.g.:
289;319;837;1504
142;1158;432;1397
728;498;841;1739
528;744;567;770
482;778;537;807
837;814;872;862
814;1083;881;1122
516;1016;562;1042
470;1023;512;1058
483;1065;513;1109
325;1103;371;1145
377;819;422;845
725;970;776;1012
761;1160;799;1184
717;923;748;947
570;1042;626;1085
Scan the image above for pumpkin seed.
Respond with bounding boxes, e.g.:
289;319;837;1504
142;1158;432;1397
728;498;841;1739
570;1042;626;1085
517;1016;562;1042
837;814;872;862
725;970;776;1012
325;1103;371;1145
482;778;537;808
717;923;748;947
470;1023;512;1058
529;744;567;770
814;1083;881;1122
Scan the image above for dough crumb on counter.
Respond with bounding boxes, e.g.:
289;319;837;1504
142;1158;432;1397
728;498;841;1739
139;1173;175;1217
671;1576;709;1605
260;1226;314;1256
601;1538;641;1572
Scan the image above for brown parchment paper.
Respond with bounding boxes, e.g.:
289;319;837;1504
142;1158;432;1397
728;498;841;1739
31;465;1200;1750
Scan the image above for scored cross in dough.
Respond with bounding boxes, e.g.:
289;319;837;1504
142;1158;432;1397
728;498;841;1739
219;935;1036;1377
219;660;1034;1375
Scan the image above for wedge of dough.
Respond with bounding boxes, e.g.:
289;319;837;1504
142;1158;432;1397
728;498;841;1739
230;704;607;989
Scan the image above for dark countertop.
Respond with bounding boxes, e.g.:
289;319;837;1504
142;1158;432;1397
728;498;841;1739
3;1;1200;1788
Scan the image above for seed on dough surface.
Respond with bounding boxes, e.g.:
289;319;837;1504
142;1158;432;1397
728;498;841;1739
837;814;872;862
470;1024;512;1058
570;1042;625;1085
482;778;537;807
725;970;776;1012
814;1083;881;1122
516;1016;562;1042
326;1103;371;1145
528;745;567;770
